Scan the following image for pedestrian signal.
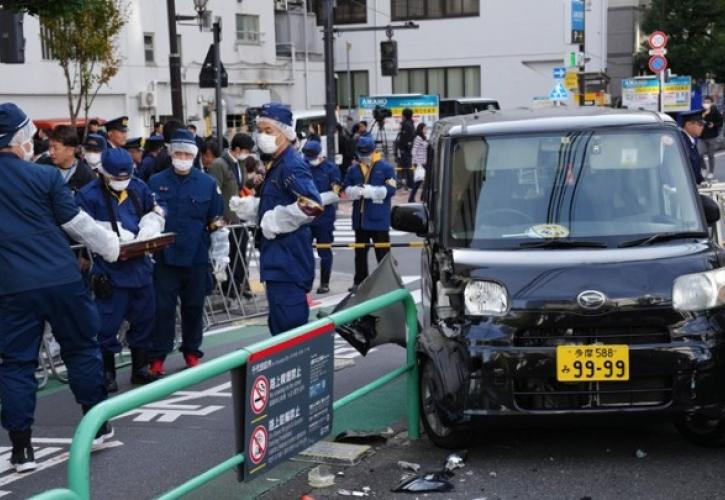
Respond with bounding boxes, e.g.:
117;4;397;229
380;40;398;77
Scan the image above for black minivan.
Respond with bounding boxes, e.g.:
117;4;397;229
392;107;725;448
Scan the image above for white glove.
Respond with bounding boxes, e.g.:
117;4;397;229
360;184;377;200
260;202;313;240
136;211;165;241
229;196;260;221
369;185;388;202
61;210;121;263
345;186;362;201
320;191;340;206
96;221;134;243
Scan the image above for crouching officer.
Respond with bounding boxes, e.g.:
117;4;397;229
230;102;322;335
0;103;119;472
76;148;164;392
148;129;227;375
344;136;397;288
302;139;342;294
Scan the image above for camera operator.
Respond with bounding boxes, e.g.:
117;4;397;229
397;108;416;190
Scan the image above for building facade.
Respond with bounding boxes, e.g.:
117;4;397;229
607;0;649;102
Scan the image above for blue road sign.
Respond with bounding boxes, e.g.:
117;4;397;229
549;83;570;102
553;67;567;80
571;0;585;44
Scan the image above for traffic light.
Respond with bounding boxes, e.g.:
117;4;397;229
380;40;398;77
0;10;25;64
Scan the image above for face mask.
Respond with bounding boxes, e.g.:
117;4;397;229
257;133;279;154
704;103;713;110
85;152;101;167
173;158;194;173
309;158;322;166
108;178;130;192
239;153;250;161
21;140;34;162
358;155;372;165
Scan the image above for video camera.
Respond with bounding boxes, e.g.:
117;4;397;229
373;105;392;124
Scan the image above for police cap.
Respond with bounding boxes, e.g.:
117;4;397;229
105;116;129;132
123;137;143;150
101;148;134;179
83;133;107;152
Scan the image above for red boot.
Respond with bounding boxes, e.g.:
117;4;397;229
149;359;166;377
183;353;201;368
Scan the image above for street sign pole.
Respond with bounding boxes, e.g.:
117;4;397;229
323;0;337;162
166;0;184;121
213;18;223;151
578;12;585;106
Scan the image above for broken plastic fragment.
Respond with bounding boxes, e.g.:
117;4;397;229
397;460;421;473
489;471;497;478
444;451;467;472
635;449;647;459
391;472;454;493
337;489;369;497
335;430;388;445
308;465;335;488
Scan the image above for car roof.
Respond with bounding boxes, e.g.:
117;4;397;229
293;109;327;120
441;97;499;103
437;107;675;137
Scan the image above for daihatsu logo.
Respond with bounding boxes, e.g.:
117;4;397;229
577;290;607;310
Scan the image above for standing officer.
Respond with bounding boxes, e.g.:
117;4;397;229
123;137;143;172
137;133;165;181
147;129;228;375
0;103;118;472
230;102;322;335
76;148;164;392
82;133;107;172
302;139;342;294
344;135;397;289
680;110;705;185
105;116;129;149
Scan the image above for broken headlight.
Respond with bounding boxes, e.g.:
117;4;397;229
463;280;509;316
673;268;725;312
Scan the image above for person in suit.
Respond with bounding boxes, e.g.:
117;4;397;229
680;110;705;185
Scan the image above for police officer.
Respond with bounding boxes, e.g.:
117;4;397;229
123;137;143;171
147;129;228;375
302;139;342;294
230;103;322;336
76;148;164;392
137;133;165;182
680;110;705;185
0;103;119;472
344;135;397;289
82;133;107;172
105;116;129;149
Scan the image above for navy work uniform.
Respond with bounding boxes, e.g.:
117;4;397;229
680;110;705;185
76;148;161;391
148;129;224;373
0;103;110;470
138;134;165;182
302;140;342;294
104;116;128;149
344;135;397;286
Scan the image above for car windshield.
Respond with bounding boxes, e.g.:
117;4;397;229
447;128;705;249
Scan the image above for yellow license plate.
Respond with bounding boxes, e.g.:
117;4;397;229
556;345;629;382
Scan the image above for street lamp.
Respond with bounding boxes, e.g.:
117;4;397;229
192;0;211;31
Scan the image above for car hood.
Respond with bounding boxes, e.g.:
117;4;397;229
452;242;720;311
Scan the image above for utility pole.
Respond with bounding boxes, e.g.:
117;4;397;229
346;41;353;116
322;0;337;162
578;6;586;106
213;17;224;151
166;0;184;121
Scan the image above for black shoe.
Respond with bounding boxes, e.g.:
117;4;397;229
348;284;358;293
130;349;160;385
102;352;118;394
10;445;36;473
317;269;331;294
8;430;36;473
317;284;330;294
93;422;114;447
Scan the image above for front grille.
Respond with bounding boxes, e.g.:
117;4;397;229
513;376;672;411
514;325;670;347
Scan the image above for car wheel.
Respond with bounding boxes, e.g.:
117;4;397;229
675;414;725;447
419;358;468;449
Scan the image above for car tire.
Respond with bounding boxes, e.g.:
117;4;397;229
419;357;468;449
675;415;725;447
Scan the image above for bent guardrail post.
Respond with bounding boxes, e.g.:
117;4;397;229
58;288;418;499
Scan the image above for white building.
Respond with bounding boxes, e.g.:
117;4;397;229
0;0;327;137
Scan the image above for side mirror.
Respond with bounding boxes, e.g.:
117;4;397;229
701;195;721;225
392;203;428;237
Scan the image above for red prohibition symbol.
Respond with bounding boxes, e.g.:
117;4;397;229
249;425;268;465
250;375;269;415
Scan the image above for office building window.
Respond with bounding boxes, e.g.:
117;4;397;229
336;70;369;108
39;23;56;60
236;14;261;44
143;33;154;63
391;0;479;20
393;66;480;98
308;0;367;25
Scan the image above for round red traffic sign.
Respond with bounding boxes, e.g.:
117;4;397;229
648;31;668;49
249;425;268;465
250;375;269;415
648;55;668;73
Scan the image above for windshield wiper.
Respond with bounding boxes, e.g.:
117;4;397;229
519;239;608;249
617;231;708;248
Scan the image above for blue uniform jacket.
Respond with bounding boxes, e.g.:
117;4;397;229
76;178;155;288
0;153;81;295
343;160;396;232
308;158;342;228
258;145;321;288
148;168;224;267
680;130;704;184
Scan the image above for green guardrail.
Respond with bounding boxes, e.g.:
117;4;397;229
31;288;420;500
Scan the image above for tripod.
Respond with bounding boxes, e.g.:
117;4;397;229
370;119;390;159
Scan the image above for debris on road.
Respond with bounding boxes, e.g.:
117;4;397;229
308;465;335;488
337;489;370;497
335;429;388;445
397;460;421;473
444;451;467;472
489;471;497;478
391;472;455;493
636;449;648;459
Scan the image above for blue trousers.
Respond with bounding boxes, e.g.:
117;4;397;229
0;281;106;432
266;281;309;336
310;223;334;273
150;263;207;360
95;285;154;354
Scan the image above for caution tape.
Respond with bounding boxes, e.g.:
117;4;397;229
313;242;426;249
